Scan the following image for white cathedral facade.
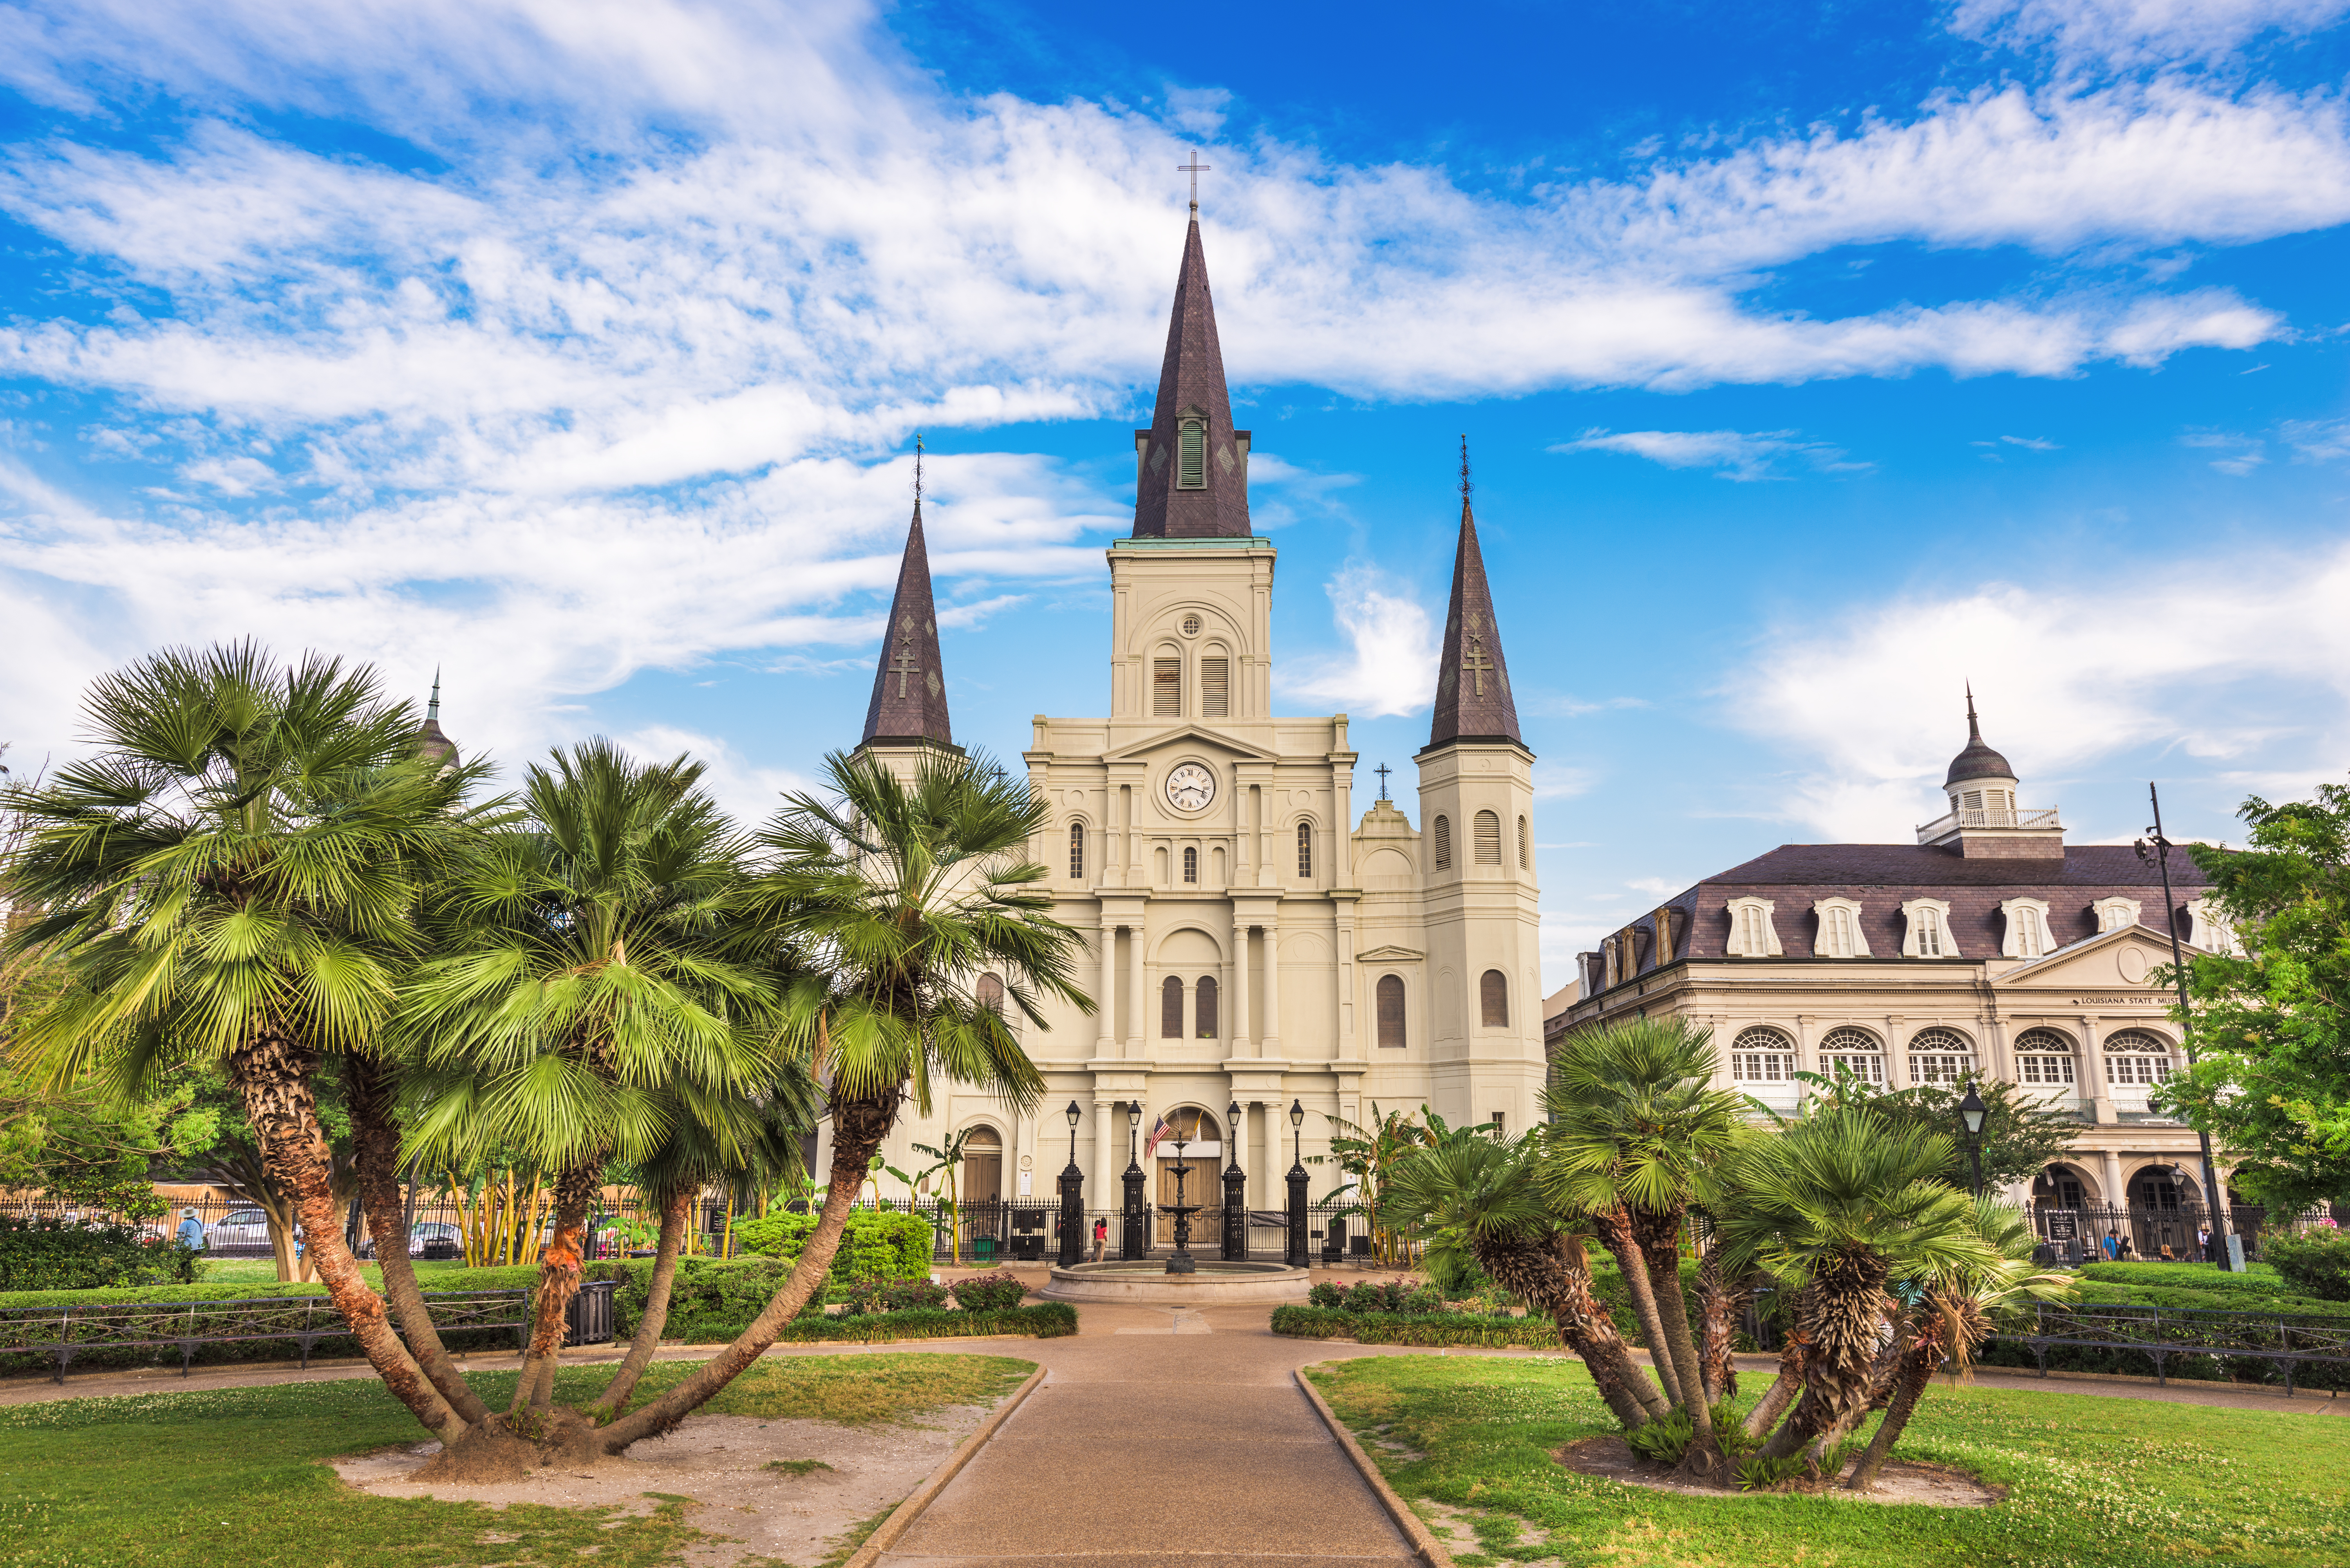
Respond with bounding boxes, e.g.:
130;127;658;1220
821;210;1550;1228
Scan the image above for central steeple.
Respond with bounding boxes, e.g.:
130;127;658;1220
1131;213;1252;539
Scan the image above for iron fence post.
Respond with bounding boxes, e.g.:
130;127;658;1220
1286;1161;1309;1269
1121;1156;1147;1261
1222;1161;1246;1261
1059;1157;1085;1268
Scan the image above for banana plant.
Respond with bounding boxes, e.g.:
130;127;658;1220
913;1127;980;1263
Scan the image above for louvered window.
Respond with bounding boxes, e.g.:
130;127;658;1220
1195;975;1218;1038
1161;976;1184;1038
1517;816;1528;868
1479;970;1508;1027
1296;821;1312;878
1473;810;1501;864
1153;658;1181;715
1201;657;1229;717
1376;975;1406;1048
1067;822;1085;880
1433;815;1452;869
1177;418;1207;488
1182;846;1198;884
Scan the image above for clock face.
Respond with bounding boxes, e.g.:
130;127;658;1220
1165;763;1216;813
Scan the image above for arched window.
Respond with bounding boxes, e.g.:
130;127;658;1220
1730;1025;1795;1084
1376;975;1406;1048
1517;815;1529;869
1177;415;1208;489
1433;815;1452;869
1067;822;1085;880
1907;1026;1976;1085
1816;1025;1884;1084
1479;970;1508;1027
1473;810;1502;864
1153;656;1182;715
976;973;1004;1013
1182;846;1198;884
2103;1029;2175;1087
1201;655;1229;717
1161;975;1184;1039
1296;821;1312;878
1195;975;1219;1038
2014;1026;2076;1087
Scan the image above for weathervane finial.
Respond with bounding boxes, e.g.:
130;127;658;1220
914;434;924;514
427;665;441;723
1459;435;1472;504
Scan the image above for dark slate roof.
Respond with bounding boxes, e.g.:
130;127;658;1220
1130;216;1253;540
859;503;955;748
415;676;457;769
1423;496;1524;751
1945;698;2014;786
1697;843;2208;889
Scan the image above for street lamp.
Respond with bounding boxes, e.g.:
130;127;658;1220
1120;1100;1146;1262
1222;1100;1247;1261
1285;1098;1309;1269
1058;1099;1084;1267
1955;1081;1987;1197
2136;781;2240;1271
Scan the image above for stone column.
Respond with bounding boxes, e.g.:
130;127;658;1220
1096;919;1117;1060
1127;919;1145;1056
1884;1016;1909;1089
2100;1148;2127;1210
1260;920;1282;1057
2081;1015;2115;1124
1231;914;1253;1058
1094;1098;1119;1217
1236;784;1253;885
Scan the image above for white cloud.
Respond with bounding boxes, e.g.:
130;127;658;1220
1954;0;2350;65
2002;434;2063;450
2180;429;2266;473
615;723;813;827
2282;417;2350;461
1724;546;2350;838
1552;428;1860;482
1277;563;1438;719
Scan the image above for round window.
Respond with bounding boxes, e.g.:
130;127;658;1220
1181;614;1202;636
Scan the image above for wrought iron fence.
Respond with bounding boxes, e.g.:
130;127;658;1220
2025;1203;2335;1264
0;1288;531;1382
1993;1301;2350;1395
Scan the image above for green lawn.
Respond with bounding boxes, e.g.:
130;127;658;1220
1306;1355;2348;1568
0;1353;1034;1568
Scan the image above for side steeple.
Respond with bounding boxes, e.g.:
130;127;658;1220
859;443;957;751
1130;211;1252;539
1424;440;1524;751
415;667;459;771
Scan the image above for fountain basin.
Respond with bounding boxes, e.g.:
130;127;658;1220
1040;1259;1312;1305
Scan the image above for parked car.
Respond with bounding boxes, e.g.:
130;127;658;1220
356;1221;463;1259
203;1207;273;1252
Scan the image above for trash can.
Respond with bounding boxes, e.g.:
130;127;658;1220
564;1279;616;1346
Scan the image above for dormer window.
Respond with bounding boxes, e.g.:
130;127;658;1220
2000;898;2053;959
1811;898;1869;958
2091;896;2142;934
1900;898;1957;958
1725;896;1781;957
1177;416;1208;489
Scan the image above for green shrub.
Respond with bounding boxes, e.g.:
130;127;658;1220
731;1209;933;1284
950;1272;1026;1312
2265;1228;2350;1302
841;1278;950;1316
1269;1305;1562;1348
0;1216;197;1292
763;1303;1075;1343
1626;1406;1692;1463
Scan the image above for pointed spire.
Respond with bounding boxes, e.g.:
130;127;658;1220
1965;680;1981;742
1425;438;1524;751
859;438;956;750
416;667;458;769
1131;213;1252;539
1945;683;2014;786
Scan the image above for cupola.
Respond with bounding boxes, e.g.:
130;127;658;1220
1917;690;2062;858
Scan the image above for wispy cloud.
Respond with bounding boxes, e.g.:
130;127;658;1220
1278;562;1437;719
1551;428;1864;482
2180;428;2266;474
1953;0;2350;65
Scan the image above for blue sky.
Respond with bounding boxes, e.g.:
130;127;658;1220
3;0;2348;988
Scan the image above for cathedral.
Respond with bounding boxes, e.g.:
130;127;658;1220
825;206;1550;1232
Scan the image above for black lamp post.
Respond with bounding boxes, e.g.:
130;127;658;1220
2137;782;2240;1270
1222;1100;1247;1262
1120;1101;1147;1261
1057;1099;1085;1267
1956;1081;1987;1197
1165;1114;1199;1274
1285;1097;1309;1269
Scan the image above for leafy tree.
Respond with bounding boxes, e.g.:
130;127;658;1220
0;641;488;1445
157;1060;359;1280
1790;1068;2082;1191
2160;779;2350;1211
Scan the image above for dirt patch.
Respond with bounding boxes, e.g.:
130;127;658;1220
333;1405;995;1565
1555;1435;2003;1508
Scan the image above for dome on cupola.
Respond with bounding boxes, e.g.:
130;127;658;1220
415;670;458;771
1943;688;2014;788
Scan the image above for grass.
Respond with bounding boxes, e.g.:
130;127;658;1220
0;1352;1034;1568
1306;1354;2350;1568
761;1458;835;1475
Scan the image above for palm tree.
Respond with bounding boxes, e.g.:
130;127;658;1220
1381;1132;1667;1431
1539;1017;1748;1478
1709;1106;2007;1469
395;741;783;1417
0;642;487;1443
591;747;1091;1453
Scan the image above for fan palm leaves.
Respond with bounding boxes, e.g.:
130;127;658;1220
593;747;1092;1452
1539;1017;1748;1473
0;641;489;1442
393;740;785;1413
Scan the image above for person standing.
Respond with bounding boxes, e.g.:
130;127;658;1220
1090;1216;1107;1263
2102;1231;2121;1261
175;1208;207;1252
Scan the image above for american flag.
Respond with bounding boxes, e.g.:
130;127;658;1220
1143;1112;1173;1160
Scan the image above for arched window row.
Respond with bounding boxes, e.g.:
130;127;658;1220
1146;642;1234;719
1159;974;1221;1039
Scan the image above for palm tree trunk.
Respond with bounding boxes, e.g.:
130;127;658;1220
595;1089;897;1454
1844;1337;1938;1490
231;1028;465;1445
1469;1228;1661;1430
586;1188;693;1419
512;1152;602;1415
1592;1210;1683;1407
1742;1325;1806;1440
1629;1206;1726;1483
1753;1251;1889;1463
346;1056;490;1425
1695;1252;1753;1405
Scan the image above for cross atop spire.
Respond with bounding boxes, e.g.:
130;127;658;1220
1179;151;1210;213
1423;443;1525;754
859;443;958;752
1130;213;1252;539
1374;762;1392;801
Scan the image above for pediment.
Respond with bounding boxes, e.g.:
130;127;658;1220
1356;944;1426;963
1992;923;2201;994
1101;724;1278;764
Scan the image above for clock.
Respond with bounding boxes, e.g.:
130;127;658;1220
1165;762;1216;813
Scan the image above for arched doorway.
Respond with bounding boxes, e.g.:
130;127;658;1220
2128;1163;2204;1261
956;1125;1005;1263
1152;1106;1221;1246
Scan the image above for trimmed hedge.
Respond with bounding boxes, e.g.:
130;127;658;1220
761;1303;1075;1343
0;1263;568;1313
731;1210;933;1283
0;1216;197;1292
2265;1229;2350;1303
1271;1304;1565;1349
